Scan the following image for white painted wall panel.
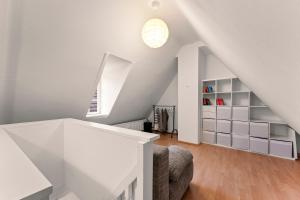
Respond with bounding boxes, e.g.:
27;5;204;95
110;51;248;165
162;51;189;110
148;71;178;133
205;54;234;80
178;42;204;143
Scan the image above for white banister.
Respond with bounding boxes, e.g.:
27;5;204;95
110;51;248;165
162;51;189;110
136;141;154;200
0;119;159;200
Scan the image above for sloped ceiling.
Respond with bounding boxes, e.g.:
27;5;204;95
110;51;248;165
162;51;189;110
0;0;16;124
176;0;300;132
1;0;199;124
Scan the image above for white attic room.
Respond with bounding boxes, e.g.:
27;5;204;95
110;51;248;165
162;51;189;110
1;0;300;200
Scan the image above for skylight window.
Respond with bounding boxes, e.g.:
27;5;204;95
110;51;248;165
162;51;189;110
87;54;131;117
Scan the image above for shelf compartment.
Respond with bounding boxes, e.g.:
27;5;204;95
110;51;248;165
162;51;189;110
217;106;231;120
203;119;216;132
203;80;216;93
217;133;231;147
216;79;231;93
203;93;216;106
250;137;269;155
232;121;249;136
216;93;231;106
270;124;293;142
203;106;216;119
232;135;249;150
250;107;282;122
232;92;249;106
217;120;231;134
232;107;249;121
232;91;250;94
203;131;216;144
232;78;249;92
250;122;269;139
270;140;293;158
250;93;266;106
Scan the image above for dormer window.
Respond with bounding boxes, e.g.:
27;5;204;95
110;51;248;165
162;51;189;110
86;54;131;117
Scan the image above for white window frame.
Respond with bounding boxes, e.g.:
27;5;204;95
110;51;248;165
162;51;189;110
86;83;104;117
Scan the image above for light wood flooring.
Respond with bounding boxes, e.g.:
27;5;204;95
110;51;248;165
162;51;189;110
155;134;300;200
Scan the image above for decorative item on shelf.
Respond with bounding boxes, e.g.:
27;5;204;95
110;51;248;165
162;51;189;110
203;98;211;105
203;85;214;93
216;98;224;105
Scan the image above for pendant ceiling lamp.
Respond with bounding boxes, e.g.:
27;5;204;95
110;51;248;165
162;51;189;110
142;1;169;48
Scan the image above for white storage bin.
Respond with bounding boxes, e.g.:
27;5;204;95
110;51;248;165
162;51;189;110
232;121;249;135
217;120;231;133
217;133;231;147
250;137;269;154
203;131;216;144
203;119;216;132
232;107;249;121
232;135;249;150
250;122;269;138
203;106;216;119
270;140;293;158
217;106;231;120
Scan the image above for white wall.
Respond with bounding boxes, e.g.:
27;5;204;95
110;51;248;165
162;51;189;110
176;0;300;133
3;0;198;125
0;0;16;124
204;53;234;80
100;55;131;116
148;70;178;133
177;42;205;144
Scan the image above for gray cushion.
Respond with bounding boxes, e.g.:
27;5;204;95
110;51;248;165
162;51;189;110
153;144;169;200
169;162;193;200
168;145;193;182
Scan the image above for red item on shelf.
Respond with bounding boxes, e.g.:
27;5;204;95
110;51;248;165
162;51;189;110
203;86;209;93
217;98;224;105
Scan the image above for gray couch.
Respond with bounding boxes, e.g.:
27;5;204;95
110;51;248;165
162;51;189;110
153;145;193;200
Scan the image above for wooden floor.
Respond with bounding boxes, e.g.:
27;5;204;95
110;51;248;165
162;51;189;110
155;134;300;200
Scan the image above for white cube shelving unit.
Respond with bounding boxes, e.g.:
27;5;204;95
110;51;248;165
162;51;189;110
201;77;297;160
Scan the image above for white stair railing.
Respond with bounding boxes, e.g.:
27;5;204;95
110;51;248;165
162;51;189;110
0;119;159;200
114;166;138;200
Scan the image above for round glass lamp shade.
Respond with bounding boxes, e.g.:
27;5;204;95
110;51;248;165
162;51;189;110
142;18;169;48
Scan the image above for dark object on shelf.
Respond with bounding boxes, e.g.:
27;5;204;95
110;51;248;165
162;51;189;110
153;105;178;138
144;121;153;133
203;98;211;105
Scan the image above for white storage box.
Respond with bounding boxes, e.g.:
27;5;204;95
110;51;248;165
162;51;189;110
217;120;231;133
217;133;231;147
203;119;216;132
232;135;249;150
250;137;269;154
217;106;231;120
232;121;249;135
250;122;269;138
270;140;293;158
203;131;216;144
232;107;249;121
203;106;216;119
